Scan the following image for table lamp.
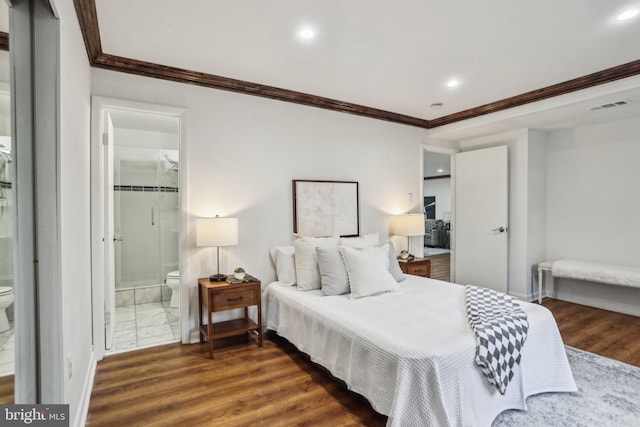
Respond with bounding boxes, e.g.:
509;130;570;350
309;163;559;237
197;216;239;281
392;214;425;258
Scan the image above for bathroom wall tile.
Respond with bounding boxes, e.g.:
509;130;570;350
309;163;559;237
115;289;135;307
134;287;161;305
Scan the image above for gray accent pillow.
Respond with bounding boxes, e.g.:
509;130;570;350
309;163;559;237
316;246;350;295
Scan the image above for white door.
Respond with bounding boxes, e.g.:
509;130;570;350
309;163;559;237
454;145;508;292
104;112;116;350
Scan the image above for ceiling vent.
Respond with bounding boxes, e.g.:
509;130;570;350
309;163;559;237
590;100;631;111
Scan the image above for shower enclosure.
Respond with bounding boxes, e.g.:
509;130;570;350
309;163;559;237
114;147;179;304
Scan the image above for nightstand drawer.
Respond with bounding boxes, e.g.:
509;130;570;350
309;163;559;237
399;258;431;278
407;264;429;276
212;287;256;310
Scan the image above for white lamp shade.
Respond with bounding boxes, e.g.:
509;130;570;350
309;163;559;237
196;217;238;247
392;214;425;236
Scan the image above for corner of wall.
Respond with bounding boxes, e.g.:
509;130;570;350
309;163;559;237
72;351;97;427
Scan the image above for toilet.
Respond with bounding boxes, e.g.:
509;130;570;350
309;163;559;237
0;286;14;333
166;271;180;308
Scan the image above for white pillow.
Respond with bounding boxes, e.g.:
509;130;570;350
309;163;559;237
340;243;398;299
316;246;350;295
269;246;296;285
340;232;380;249
387;241;406;282
294;236;340;291
275;249;296;286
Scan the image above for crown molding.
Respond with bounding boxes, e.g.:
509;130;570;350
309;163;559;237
429;59;640;128
71;0;640;130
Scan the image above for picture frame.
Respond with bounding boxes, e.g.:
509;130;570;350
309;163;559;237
292;179;359;237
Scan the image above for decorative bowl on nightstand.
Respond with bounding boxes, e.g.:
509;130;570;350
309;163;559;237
234;267;246;280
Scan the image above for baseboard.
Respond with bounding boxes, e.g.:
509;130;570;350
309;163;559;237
189;330;200;344
556;294;640;317
509;290;533;302
73;352;97;427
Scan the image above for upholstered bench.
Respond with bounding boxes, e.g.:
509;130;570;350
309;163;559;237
537;259;640;304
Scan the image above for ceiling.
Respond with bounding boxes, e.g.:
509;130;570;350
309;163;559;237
1;2;639;137
92;0;640;129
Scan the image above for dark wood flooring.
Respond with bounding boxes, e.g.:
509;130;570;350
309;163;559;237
81;299;637;425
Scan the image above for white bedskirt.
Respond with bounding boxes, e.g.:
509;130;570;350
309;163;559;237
264;275;576;427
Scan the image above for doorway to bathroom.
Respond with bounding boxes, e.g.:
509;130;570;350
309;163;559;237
91;99;184;357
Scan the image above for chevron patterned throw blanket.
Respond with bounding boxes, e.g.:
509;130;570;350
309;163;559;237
465;285;529;394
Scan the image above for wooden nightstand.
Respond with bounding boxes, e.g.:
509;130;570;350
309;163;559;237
198;277;263;358
398;257;431;278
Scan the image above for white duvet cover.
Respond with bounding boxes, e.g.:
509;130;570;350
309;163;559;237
264;275;576;427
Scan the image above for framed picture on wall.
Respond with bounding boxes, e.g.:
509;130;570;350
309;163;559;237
292;180;359;237
425;196;436;219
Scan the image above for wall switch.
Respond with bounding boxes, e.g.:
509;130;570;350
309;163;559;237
408;192;414;203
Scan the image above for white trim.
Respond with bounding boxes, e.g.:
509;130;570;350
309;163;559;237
9;0;39;402
90;98;106;361
34;3;64;402
73;352;97;427
90;96;188;358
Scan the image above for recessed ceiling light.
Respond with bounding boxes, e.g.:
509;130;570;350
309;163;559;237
298;27;315;40
446;79;460;88
617;8;639;20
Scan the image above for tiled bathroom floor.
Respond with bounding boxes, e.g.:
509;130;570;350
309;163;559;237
110;301;179;352
0;325;14;377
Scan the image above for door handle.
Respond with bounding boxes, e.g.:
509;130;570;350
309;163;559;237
113;236;124;242
492;226;506;233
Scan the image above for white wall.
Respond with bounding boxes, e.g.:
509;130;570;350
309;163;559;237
423;178;451;220
546;117;640;315
57;1;94;425
91;69;426;341
526;131;547;299
114;127;178;150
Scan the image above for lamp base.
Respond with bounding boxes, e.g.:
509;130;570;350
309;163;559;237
209;274;226;282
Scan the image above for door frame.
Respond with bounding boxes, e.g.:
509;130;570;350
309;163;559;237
90;96;187;360
421;143;459;280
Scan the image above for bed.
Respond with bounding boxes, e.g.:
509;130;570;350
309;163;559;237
264;274;577;426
